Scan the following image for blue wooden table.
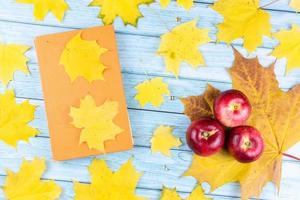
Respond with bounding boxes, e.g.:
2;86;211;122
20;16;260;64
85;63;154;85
0;0;299;199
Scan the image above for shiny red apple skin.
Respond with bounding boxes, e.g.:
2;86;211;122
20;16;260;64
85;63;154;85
186;118;225;157
214;89;251;127
228;126;264;163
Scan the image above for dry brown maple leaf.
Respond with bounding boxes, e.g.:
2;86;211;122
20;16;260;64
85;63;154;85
181;84;220;121
182;49;300;199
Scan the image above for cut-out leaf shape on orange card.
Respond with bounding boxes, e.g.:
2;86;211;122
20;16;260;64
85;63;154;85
135;77;170;107
16;0;69;22
290;0;300;11
3;158;62;200
0;90;39;147
157;20;211;77
74;158;145;200
272;25;300;74
70;95;123;151
212;0;271;52
89;0;154;26
60;32;108;82
0;43;30;86
160;0;193;10
160;185;212;200
183;49;300;199
151;125;181;156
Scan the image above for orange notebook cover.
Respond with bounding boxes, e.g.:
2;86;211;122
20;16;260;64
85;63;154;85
35;26;133;161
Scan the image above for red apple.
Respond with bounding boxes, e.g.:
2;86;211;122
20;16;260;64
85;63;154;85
228;126;264;163
214;89;251;127
186;118;225;156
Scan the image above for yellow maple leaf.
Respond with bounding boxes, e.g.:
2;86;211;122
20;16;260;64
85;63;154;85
60;32;108;83
160;187;181;200
151;125;181;156
0;90;39;147
16;0;69;22
0;43;30;86
160;185;211;200
89;0;154;26
212;0;271;52
160;0;193;10
74;158;146;200
183;49;300;199
157;20;211;77
290;0;300;11
272;25;300;73
135;77;170;107
186;185;212;200
3;158;62;200
69;95;123;151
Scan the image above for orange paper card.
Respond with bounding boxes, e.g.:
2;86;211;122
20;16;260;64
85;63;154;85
35;26;133;161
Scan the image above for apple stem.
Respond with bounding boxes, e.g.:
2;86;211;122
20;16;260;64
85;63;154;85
282;153;300;161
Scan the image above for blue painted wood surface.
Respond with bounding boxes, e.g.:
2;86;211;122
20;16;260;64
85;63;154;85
0;0;299;199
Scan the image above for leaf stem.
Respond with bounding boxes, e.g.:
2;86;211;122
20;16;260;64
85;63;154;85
260;0;282;8
282;153;300;161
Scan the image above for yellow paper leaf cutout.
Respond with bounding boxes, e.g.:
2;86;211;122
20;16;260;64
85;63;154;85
135;77;170;107
0;90;39;147
272;25;300;73
0;43;30;86
160;0;193;10
89;0;154;26
157;20;211;77
151;125;182;156
74;158;146;200
60;32;108;82
3;158;62;200
160;187;181;200
69;95;123;151
290;0;300;11
160;186;211;200
16;0;69;21
212;0;271;52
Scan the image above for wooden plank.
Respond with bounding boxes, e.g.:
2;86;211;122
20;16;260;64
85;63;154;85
4;69;231;112
3;67;299;117
0;0;299;50
1;20;300;89
0;175;245;200
11;97;300;163
0;137;299;199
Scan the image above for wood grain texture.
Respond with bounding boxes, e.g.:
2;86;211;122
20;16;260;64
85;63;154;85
0;0;299;199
